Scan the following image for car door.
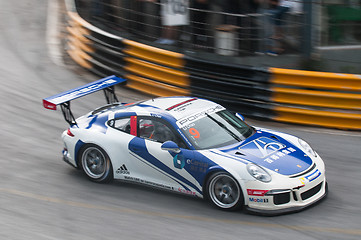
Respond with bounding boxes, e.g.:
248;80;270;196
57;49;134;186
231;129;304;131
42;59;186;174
128;116;202;195
106;115;138;179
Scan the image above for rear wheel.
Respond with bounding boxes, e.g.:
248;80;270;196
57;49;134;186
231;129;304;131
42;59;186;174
206;172;243;211
80;144;113;183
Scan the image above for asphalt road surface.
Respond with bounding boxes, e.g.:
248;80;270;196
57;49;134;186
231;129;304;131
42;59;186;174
0;1;361;239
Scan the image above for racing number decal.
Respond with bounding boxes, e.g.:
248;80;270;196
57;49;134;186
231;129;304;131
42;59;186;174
189;128;200;138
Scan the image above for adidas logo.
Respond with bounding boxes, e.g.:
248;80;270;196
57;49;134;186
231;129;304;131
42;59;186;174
116;164;130;175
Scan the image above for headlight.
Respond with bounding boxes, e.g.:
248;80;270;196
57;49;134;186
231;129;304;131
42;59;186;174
247;163;271;183
298;138;317;157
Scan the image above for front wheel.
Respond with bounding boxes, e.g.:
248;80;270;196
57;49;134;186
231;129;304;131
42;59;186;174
206;172;243;211
79;144;113;183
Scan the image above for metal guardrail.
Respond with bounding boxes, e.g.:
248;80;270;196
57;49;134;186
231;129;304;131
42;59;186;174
65;2;361;130
270;68;361;129
270;68;361;91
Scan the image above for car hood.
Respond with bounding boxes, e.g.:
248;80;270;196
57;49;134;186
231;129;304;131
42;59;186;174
217;130;313;176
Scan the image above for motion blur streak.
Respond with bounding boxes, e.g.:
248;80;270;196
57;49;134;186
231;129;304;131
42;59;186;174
1;187;361;237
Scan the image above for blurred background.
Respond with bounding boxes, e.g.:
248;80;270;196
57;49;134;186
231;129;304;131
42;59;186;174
74;0;361;73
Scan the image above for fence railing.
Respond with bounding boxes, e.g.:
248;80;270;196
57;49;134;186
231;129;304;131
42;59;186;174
75;0;306;56
74;0;361;58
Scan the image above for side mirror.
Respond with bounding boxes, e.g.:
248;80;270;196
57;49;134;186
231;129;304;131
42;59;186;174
235;113;245;121
161;141;181;153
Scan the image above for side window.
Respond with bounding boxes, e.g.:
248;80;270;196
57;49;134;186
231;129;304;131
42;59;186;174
139;118;184;147
110;117;131;134
139;119;155;139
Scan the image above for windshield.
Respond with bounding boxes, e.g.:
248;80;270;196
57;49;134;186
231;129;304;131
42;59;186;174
180;110;254;150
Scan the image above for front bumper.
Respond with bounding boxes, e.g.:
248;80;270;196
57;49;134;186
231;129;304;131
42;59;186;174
245;181;328;216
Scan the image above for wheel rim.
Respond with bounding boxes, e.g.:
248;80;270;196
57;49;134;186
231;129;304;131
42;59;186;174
82;147;107;179
209;174;240;209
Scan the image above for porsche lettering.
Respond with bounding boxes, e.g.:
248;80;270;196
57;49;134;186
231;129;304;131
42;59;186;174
52;79;117;104
177;105;224;127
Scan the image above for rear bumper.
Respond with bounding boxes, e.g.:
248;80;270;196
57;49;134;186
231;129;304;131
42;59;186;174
62;149;78;168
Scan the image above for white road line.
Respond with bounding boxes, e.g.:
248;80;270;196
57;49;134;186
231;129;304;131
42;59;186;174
46;0;64;66
299;128;361;137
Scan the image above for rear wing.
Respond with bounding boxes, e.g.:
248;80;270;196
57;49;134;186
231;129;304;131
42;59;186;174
43;75;126;126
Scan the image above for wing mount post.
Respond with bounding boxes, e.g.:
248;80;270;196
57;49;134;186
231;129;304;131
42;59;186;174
60;101;77;126
103;85;119;104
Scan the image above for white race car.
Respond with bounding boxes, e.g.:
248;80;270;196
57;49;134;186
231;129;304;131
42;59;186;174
43;76;328;215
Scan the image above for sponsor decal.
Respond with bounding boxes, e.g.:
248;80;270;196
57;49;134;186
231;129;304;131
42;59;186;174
238;136;298;164
186;159;208;173
124;176;142;182
124;176;173;190
299;177;306;185
173;154;186;169
51;79;117;104
263;147;296;164
171;102;192;112
178;187;196;196
247;189;269;196
166;98;197;111
176;105;224;127
239;137;286;159
150;113;162;118
249;197;269;203
116;164;130;175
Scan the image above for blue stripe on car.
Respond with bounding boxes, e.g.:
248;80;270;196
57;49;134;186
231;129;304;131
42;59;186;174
305;169;321;182
114;112;136;119
128;137;202;194
86;116;98;129
85;115;108;134
209;150;249;165
129;151;191;191
74;139;85;167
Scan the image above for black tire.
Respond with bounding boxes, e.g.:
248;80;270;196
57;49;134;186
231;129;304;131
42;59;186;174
205;172;244;211
79;144;113;183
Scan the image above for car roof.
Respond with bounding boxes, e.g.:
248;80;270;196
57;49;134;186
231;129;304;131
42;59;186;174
125;96;221;121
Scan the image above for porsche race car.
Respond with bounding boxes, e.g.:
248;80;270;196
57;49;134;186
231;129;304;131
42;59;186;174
43;76;328;215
